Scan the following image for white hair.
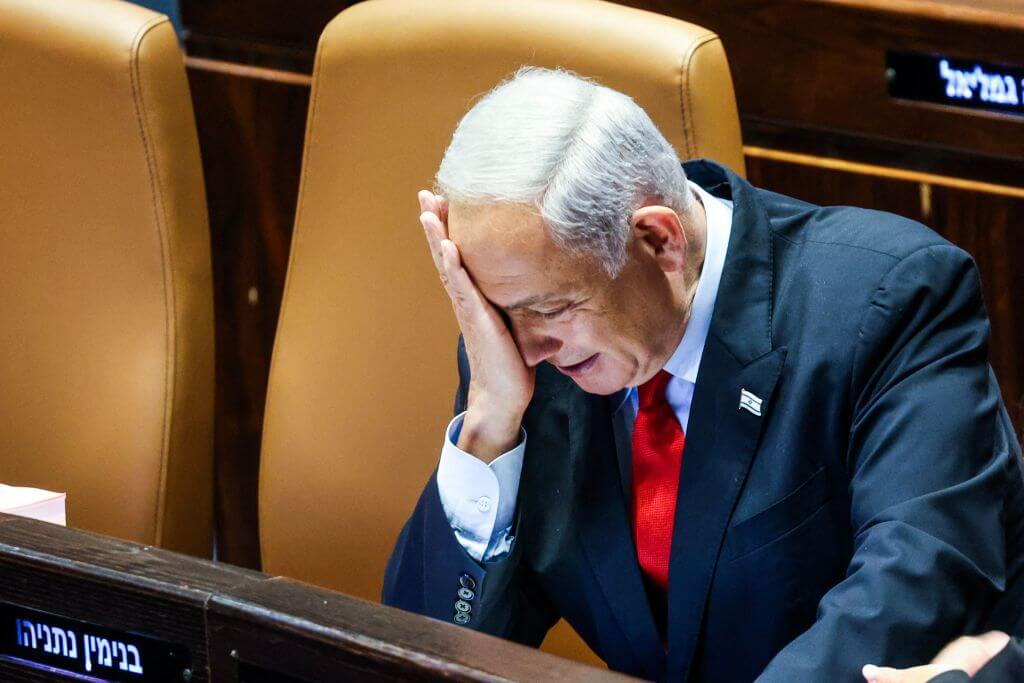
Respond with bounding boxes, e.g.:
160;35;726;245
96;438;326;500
436;66;692;277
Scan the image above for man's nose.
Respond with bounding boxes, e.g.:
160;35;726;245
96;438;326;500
513;320;563;368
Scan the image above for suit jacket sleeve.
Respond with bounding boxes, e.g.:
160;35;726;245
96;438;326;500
758;244;1011;681
381;336;559;645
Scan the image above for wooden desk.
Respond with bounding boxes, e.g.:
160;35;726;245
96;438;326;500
0;513;632;681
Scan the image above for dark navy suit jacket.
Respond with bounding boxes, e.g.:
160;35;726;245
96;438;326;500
383;161;1024;681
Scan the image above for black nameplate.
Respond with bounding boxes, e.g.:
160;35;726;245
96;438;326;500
0;602;190;682
887;51;1024;119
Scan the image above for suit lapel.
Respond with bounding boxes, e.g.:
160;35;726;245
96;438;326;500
665;342;785;680
663;160;788;680
575;388;666;680
611;388;634;502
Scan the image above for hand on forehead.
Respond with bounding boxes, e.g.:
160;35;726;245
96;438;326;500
446;200;599;309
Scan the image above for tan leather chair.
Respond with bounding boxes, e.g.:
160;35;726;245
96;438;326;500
0;0;214;557
259;0;744;664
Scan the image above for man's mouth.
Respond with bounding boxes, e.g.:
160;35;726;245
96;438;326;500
556;353;599;377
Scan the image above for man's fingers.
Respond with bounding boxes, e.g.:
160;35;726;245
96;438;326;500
863;664;942;683
441;239;469;298
417;189;435;215
862;664;893;683
420;212;447;276
423;212;481;318
862;631;1013;683
418;190;449;231
863;664;903;683
420;194;486;318
441;239;488;311
931;632;1010;676
976;631;1011;658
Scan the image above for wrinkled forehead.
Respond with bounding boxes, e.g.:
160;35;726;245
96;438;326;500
448;201;556;270
447;201;543;250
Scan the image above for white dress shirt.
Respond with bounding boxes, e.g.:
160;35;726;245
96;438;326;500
436;181;734;562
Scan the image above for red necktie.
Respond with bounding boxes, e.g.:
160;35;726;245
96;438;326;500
631;369;685;634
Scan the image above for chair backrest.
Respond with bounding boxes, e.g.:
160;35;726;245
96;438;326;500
259;0;744;662
0;0;215;557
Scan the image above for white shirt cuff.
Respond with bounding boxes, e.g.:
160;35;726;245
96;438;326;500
436;412;526;561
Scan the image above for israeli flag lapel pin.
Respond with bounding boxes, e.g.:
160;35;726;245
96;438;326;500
738;388;763;417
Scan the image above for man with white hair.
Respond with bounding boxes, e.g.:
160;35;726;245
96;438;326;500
382;67;1024;681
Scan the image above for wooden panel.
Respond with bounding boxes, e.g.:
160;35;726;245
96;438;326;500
186;67;310;569
181;0;352;51
745;155;925;221
741;121;1024;189
623;0;1024;178
816;0;1024;27
0;514;633;682
180;0;359;71
208;578;628;682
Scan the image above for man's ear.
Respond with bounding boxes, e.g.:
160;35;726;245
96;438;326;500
630;205;688;272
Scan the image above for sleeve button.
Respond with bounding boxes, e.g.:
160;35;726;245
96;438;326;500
457;587;475;601
454;612;471;624
455;600;472;613
459;573;476;590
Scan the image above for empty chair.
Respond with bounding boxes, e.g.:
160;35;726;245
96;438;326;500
258;0;744;663
0;0;215;557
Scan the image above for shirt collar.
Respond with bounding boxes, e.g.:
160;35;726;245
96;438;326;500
662;180;733;385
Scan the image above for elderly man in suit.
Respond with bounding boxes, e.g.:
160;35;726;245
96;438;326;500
382;67;1024;682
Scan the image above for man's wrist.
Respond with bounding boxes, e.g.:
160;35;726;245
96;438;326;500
457;406;523;464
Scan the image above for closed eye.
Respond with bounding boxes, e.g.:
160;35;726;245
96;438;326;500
538;303;574;320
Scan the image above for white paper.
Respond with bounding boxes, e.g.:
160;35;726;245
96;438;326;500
0;484;67;526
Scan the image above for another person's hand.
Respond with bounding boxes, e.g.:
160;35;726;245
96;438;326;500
419;190;535;463
862;631;1011;683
